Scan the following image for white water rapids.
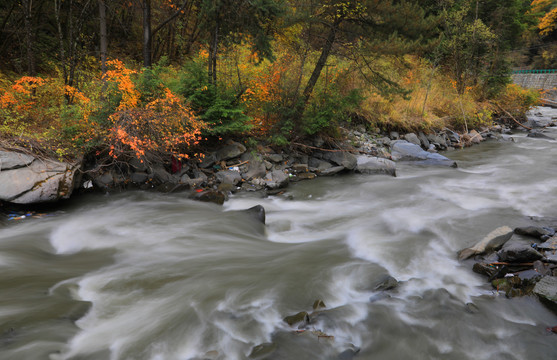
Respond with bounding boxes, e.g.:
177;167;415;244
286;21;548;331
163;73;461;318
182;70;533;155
2;109;557;359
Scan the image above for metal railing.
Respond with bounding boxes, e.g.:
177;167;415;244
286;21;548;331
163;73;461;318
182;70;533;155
512;69;557;74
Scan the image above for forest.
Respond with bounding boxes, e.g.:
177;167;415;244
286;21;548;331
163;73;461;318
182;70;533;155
0;0;555;162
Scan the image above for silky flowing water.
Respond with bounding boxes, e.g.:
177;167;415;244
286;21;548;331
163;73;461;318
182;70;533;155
2;114;557;360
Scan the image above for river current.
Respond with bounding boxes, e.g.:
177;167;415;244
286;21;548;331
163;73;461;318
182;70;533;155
2;111;557;360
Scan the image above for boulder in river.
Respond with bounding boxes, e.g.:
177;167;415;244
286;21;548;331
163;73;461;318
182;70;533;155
527;131;555;140
458;226;514;260
355;155;396;177
497;242;543;263
0;150;79;204
323;151;357;170
283;311;310;327
514;226;554;240
390;140;457;167
533;276;557;309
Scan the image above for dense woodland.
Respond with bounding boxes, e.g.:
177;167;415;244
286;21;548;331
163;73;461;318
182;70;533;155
0;0;554;162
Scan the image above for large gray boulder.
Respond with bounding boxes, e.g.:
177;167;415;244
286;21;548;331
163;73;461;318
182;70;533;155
216;170;242;185
323;151;357;170
262;170;289;189
390;140;457;167
355;155;396;176
215;141;246;162
403;133;421;146
458;226;514;260
497;242;543;263
0;150;79;204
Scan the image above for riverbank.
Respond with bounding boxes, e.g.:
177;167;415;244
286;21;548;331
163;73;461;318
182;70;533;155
2;107;556;211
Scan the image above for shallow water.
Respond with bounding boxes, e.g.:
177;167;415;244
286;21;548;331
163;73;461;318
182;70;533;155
2;114;557;360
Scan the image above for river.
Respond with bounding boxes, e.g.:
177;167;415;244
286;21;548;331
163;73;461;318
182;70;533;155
2;110;557;360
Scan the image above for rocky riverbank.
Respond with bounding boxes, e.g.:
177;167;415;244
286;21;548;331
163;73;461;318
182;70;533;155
458;221;557;316
1;107;556;209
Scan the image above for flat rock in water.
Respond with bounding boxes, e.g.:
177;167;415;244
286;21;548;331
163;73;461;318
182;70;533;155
458;226;514;260
319;166;345;176
527;131;555;140
390;140;457;167
355;155;396;176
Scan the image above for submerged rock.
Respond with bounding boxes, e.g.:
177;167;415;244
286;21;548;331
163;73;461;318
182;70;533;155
237;205;266;224
191;190;226;205
248;342;277;359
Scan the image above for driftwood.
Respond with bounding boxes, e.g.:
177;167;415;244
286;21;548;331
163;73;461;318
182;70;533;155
492;102;533;130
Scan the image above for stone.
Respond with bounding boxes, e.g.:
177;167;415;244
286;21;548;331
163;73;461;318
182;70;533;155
472;262;498;278
458;226;514;260
319;166;345;176
324;151;357;170
373;275;399;291
418;132;430;148
215;142;246;161
283;311;310;327
469;129;482;144
445;129;461;144
426;133;447;149
403;133;421;146
538;237;557;251
191;190;226;205
151;165;174;184
292;163;309;173
238;205;266;224
0;151;34;170
527;131;556;140
390;131;400;140
514;226;553;239
243;161;266;180
0;152;79;204
308;157;333;171
199;153;217;169
248;343;277;359
264;170;289;189
533;276;557;307
216;170;242;185
390;140;457;167
267;153;284;163
130;172;149;184
355;155;396;176
312;299;326;310
337;347;361;360
295;172;316;180
497;243;543;263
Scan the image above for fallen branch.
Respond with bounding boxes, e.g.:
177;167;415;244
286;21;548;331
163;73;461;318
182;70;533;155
492;102;533;130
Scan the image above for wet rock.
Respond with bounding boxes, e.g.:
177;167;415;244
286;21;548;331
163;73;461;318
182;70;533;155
373;275;399;291
130;172;149;184
497;243;543;263
458;226;514;260
390;140;457;167
514;226;553;239
403;133;421;146
533;276;557;308
426;133;447;149
151;165;174;184
312;299;326;310
390;131;399;140
294;172;316;180
216;170;242;185
248;342;277;359
355;156;396;177
472;262;498;278
215;142;246;161
243;161;267;180
319;166;345;176
191;190;226;205
538;237;557;251
263;170;289;189
283;311;310;327
199;153;217;168
0;151;79;204
324;151;357;170
527;131;555;140
337;346;361;360
533;260;553;276
465;302;480;314
445;129;461;144
238;205;266;224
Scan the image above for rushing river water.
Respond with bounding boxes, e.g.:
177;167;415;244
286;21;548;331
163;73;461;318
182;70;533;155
2;111;557;360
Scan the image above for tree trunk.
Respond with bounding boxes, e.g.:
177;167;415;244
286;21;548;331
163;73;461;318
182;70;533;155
22;0;36;76
301;18;341;107
99;0;107;76
143;0;152;67
208;19;219;86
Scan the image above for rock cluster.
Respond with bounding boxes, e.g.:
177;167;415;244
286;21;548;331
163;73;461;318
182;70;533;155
459;223;557;307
